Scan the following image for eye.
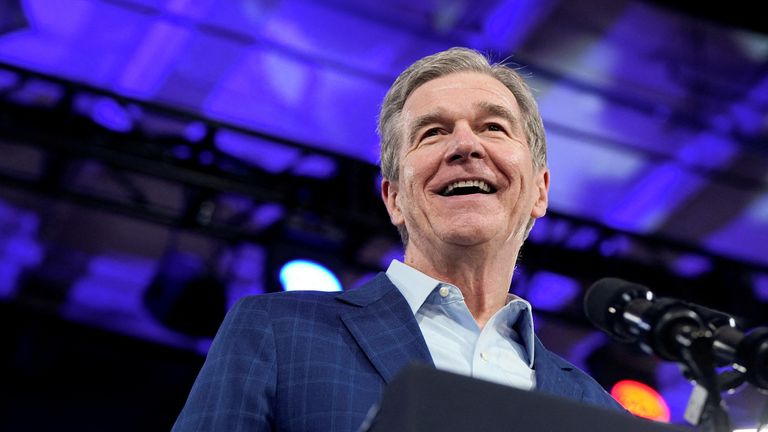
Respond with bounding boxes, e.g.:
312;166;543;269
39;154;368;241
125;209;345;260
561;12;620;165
486;123;506;133
421;127;442;139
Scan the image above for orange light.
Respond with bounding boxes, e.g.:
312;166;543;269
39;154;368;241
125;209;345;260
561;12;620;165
610;380;671;422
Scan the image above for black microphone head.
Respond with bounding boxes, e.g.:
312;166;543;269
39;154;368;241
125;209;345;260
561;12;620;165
584;277;652;342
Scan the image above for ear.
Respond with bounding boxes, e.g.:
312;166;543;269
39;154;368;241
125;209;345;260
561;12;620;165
530;168;549;219
381;178;405;227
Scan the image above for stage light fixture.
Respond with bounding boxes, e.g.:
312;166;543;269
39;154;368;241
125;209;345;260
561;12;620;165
279;259;341;292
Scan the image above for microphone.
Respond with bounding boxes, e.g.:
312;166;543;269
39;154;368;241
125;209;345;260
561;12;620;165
584;277;768;391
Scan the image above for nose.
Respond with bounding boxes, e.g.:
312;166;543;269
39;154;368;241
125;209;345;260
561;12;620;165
445;122;486;163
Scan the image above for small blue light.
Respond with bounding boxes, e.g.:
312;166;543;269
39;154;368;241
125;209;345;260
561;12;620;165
526;271;580;312
279;259;341;292
671;253;712;278
184;121;207;142
566;226;600;250
292;154;337;179
250;203;284;229
91;97;133;133
599;235;632;257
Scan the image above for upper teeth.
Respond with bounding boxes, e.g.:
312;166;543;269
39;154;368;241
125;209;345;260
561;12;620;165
444;180;491;195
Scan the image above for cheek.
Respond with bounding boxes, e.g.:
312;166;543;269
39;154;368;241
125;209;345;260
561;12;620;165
401;164;415;182
394;166;419;217
400;152;435;192
398;165;416;203
497;145;529;167
492;150;529;185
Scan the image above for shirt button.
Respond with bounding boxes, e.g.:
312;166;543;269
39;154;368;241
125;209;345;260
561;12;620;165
439;286;450;297
480;352;488;361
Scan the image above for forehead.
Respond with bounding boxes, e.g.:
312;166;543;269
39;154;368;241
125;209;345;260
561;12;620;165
402;72;520;121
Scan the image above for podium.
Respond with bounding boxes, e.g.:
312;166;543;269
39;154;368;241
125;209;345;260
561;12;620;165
362;364;688;432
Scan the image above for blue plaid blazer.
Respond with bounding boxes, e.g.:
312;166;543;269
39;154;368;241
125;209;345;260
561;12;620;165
172;273;622;431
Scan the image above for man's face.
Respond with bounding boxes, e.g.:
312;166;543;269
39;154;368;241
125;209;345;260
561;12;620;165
381;72;549;254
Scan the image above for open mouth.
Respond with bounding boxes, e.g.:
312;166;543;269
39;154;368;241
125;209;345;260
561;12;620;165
439;180;497;197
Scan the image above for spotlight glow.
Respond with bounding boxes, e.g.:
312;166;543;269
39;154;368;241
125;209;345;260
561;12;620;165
279;259;341;292
611;380;670;422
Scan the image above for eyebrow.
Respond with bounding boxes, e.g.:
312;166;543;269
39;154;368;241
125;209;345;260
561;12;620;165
405;102;520;145
475;101;519;130
407;111;444;146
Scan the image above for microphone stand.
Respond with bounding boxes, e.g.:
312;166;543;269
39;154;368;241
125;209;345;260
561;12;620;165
587;279;768;430
676;326;732;432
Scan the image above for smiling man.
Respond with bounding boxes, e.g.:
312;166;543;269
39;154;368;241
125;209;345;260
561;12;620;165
381;69;548;328
172;47;622;432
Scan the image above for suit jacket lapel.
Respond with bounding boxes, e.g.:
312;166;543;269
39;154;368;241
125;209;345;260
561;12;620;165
337;273;433;383
533;337;584;401
337;274;586;400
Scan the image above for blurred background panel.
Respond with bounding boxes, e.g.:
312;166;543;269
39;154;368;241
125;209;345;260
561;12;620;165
0;0;766;430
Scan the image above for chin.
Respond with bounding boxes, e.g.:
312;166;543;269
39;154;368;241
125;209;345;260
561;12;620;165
439;224;498;247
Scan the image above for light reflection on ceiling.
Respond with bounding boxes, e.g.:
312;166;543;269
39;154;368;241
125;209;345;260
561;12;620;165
3;0;764;265
0;0;766;288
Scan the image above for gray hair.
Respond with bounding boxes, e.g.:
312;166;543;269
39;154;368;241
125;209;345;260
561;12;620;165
377;47;548;246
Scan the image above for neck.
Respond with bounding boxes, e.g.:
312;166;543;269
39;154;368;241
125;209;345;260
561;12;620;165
404;241;520;329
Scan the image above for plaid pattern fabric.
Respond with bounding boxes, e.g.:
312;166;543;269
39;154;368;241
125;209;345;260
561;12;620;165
172;273;622;432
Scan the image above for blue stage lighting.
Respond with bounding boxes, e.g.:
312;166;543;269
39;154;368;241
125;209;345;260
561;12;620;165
279;259;341;292
91;97;133;133
526;271;580;312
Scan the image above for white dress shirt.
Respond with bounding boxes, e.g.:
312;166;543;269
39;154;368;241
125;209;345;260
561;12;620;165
385;259;536;390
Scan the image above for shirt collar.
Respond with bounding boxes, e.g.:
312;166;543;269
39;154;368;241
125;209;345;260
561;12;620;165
385;259;536;367
385;259;441;315
500;298;536;367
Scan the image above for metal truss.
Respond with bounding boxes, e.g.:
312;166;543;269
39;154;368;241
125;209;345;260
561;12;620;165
0;61;766;327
